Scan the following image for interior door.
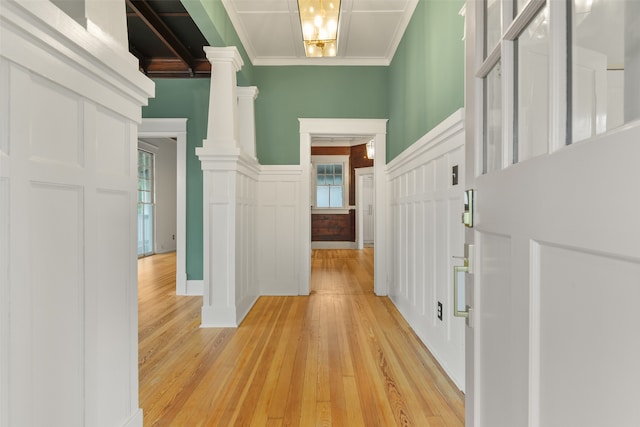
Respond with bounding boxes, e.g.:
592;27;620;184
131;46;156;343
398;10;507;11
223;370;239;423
362;173;374;245
462;1;640;426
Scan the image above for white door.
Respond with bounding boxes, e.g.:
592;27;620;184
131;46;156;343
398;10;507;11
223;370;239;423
362;173;374;245
462;1;640;426
356;166;375;249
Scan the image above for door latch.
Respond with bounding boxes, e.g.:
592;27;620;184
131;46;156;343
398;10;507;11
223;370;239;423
453;244;474;326
462;189;475;228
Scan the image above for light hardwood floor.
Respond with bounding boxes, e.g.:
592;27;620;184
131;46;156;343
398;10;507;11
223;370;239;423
138;249;464;427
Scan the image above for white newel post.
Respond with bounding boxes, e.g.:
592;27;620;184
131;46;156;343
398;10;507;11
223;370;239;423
237;86;259;159
196;47;259;327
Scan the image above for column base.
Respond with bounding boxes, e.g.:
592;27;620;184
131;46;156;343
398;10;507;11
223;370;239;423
200;295;258;328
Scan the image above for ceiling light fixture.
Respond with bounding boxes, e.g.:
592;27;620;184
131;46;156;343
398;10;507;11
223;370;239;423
298;0;340;58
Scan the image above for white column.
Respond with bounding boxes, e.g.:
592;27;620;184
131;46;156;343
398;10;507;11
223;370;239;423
237;86;259;159
202;47;243;149
196;47;259;327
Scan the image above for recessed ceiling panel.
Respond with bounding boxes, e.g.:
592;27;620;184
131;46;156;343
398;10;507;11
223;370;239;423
344;11;406;58
220;0;417;65
351;0;412;12
240;13;300;57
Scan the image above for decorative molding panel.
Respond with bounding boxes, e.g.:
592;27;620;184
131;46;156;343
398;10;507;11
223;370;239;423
386;108;466;391
1;1;153;425
258;166;303;295
198;149;260;327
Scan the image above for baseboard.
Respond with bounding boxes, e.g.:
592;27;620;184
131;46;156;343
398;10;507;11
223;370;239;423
183;280;203;296
200;305;238;328
122;409;143;427
235;294;259;325
311;241;357;249
389;294;465;393
200;294;258;327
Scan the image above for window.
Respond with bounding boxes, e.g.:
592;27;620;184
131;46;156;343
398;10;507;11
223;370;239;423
476;0;554;172
572;0;640;142
138;149;155;257
316;163;343;208
312;155;349;212
476;0;640;175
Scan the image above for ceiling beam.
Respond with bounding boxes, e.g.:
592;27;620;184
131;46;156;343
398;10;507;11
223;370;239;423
126;0;197;76
145;58;211;78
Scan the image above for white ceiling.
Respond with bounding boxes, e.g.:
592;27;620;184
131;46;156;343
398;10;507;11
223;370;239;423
221;0;419;66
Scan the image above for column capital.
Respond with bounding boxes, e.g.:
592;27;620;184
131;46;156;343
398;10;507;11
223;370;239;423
204;46;244;72
237;86;259;100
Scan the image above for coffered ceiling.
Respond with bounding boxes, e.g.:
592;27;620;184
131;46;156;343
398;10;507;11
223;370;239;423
221;0;419;66
126;0;418;77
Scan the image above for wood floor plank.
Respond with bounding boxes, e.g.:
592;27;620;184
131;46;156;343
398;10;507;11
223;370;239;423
138;249;465;426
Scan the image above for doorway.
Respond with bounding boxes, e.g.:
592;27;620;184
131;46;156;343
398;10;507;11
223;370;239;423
298;118;388;296
138;118;188;295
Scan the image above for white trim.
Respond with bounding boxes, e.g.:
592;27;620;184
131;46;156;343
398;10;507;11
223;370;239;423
312;241;357;249
0;0;152;121
387;109;465;177
138;118;188;295
185;280;203;296
122;409;143;427
200;295;258;328
312;208;350;215
299;118;388;296
355;166;374;250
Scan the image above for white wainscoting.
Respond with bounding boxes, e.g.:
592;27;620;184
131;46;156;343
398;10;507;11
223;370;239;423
0;1;153;426
386;109;466;391
236;161;260;320
198;151;260;327
258;166;303;295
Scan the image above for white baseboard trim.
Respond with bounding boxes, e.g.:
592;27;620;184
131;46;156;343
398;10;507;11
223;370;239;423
182;280;203;296
389;294;464;392
201;305;238;328
122;409;143;427
236;295;259;326
311;241;357;249
200;295;258;327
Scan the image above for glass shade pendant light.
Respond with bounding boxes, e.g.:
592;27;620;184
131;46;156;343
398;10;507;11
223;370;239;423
298;0;340;57
366;139;375;159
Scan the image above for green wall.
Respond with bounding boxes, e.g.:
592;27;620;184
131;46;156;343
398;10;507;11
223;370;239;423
253;66;389;165
387;0;465;161
142;0;465;280
142;79;210;281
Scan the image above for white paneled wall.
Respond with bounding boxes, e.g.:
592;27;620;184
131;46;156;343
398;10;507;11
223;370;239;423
258;166;303;295
235;165;259;316
387;109;466;391
0;1;153;426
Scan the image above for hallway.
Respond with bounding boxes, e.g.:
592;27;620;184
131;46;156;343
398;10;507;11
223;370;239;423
138;250;464;426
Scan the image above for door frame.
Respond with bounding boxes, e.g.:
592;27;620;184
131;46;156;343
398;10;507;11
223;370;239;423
138;118;188;295
355;166;374;250
298;118;388;295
